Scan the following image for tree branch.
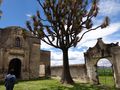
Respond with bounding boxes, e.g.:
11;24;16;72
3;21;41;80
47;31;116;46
78;25;101;42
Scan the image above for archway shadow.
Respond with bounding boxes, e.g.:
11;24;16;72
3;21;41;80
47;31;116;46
8;58;21;79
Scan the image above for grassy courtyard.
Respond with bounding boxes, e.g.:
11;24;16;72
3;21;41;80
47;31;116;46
0;77;115;90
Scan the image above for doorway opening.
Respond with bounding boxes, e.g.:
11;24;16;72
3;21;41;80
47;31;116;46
39;64;45;77
97;58;115;86
8;58;21;79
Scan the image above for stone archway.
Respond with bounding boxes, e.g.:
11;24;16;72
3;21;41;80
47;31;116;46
8;58;21;79
84;38;120;88
96;58;115;86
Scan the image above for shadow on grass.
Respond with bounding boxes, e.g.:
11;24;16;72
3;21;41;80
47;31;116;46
70;83;115;90
47;83;116;90
38;83;116;90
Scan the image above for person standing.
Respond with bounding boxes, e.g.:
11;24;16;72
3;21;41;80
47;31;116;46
4;70;16;90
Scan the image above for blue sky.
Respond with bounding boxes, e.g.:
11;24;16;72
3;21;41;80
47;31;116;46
0;0;38;28
0;0;120;66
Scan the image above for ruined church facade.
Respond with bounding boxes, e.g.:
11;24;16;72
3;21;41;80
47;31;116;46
0;26;50;81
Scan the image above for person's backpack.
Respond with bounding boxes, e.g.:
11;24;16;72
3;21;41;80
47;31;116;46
9;76;16;84
5;75;16;86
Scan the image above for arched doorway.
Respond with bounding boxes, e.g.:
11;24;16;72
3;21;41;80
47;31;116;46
8;58;21;79
97;58;115;86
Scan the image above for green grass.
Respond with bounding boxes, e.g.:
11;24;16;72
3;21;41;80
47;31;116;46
0;78;116;90
97;67;113;76
97;67;115;87
99;76;115;87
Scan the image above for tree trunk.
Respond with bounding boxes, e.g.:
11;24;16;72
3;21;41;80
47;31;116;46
60;48;74;84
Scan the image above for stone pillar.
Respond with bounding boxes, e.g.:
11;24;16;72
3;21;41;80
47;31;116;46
29;43;40;79
86;63;98;84
111;47;120;88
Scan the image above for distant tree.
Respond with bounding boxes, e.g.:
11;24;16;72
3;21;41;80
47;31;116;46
26;0;109;84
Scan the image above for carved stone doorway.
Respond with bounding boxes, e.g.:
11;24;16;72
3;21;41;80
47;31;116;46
8;58;21;79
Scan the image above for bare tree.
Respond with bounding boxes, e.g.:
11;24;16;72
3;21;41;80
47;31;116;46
26;0;109;84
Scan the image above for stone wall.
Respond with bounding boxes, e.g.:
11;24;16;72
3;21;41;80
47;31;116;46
51;64;88;83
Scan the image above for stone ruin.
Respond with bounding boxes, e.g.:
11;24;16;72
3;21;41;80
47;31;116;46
0;26;50;81
85;38;120;88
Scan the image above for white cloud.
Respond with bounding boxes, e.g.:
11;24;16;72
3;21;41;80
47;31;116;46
102;37;120;46
51;50;85;66
78;23;120;47
79;39;97;49
99;0;120;16
50;49;85;66
68;50;84;60
51;50;62;60
26;14;32;18
41;41;53;50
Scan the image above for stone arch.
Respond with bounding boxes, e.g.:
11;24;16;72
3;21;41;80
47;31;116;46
96;58;115;85
8;58;22;79
85;38;120;88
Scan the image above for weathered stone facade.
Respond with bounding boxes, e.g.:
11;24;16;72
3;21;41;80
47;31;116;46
85;38;120;88
0;26;50;81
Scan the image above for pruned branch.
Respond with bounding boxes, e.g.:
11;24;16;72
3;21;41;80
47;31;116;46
78;25;101;42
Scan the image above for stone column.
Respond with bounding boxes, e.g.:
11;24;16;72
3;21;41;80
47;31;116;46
29;43;40;79
86;58;99;84
111;47;120;88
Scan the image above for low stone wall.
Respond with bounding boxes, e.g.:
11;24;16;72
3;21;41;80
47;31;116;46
51;64;88;83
